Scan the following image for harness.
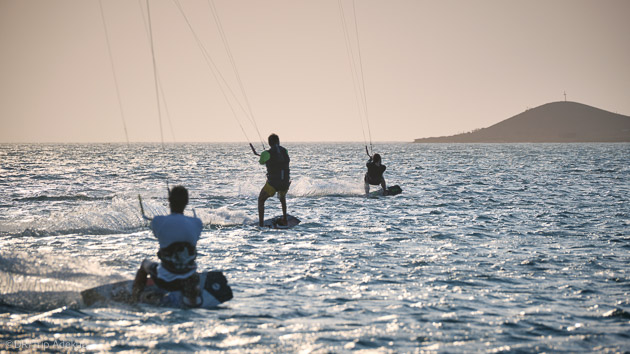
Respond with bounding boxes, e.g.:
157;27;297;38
266;145;290;186
157;242;197;275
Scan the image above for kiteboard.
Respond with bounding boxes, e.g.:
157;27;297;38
386;185;403;196
257;214;301;229
368;185;403;197
81;271;232;309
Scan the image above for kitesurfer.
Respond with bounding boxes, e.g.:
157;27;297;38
132;186;203;307
255;134;290;226
364;153;388;195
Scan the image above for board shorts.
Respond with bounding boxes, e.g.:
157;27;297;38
141;259;199;298
262;181;290;198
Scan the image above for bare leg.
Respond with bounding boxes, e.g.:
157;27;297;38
131;260;152;302
380;178;387;196
279;194;287;225
258;189;269;227
131;268;147;303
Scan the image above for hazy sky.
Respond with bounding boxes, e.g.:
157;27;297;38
1;0;629;143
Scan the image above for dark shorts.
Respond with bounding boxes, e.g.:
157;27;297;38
364;173;383;186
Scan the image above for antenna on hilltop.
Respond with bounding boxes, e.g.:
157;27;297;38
564;91;567;102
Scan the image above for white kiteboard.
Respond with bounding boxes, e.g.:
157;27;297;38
81;271;232;309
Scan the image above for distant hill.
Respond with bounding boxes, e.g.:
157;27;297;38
414;102;630;143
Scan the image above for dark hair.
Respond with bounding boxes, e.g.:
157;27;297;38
169;185;188;214
268;134;280;146
373;153;381;164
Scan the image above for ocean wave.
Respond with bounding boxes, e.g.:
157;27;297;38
13;194;113;202
196;206;255;227
603;308;630;319
0;197;148;237
0;249;127;311
1;196;260;236
289;176;365;197
234;176;365;198
3;226;143;238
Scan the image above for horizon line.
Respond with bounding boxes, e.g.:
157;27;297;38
0;140;411;145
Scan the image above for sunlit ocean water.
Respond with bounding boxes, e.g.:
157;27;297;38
1;143;629;352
